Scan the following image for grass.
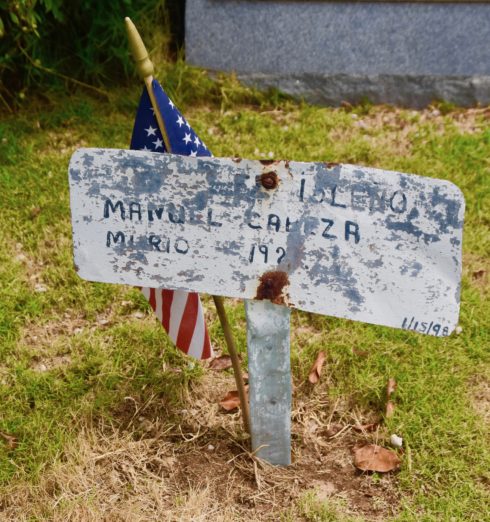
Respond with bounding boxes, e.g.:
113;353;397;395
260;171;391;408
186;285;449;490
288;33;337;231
0;68;489;520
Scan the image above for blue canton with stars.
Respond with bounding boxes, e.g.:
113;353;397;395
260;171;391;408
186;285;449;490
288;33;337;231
130;79;211;158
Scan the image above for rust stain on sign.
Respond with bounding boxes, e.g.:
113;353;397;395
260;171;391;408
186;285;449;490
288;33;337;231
256;271;289;305
260;171;279;190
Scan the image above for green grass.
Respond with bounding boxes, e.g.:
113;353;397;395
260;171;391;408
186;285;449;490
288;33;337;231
0;70;489;520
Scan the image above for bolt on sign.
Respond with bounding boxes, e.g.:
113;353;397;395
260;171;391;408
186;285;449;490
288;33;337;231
69;148;465;336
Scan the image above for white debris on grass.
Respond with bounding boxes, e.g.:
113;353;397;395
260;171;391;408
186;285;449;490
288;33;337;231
390;434;403;448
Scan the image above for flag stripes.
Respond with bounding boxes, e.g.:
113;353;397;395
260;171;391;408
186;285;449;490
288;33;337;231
131;80;213;360
140;287;211;359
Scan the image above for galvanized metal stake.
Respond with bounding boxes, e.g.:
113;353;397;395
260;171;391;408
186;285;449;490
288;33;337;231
245;299;291;465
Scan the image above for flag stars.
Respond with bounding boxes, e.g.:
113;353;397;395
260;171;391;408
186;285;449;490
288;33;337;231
176;115;185;127
145;125;157;137
153;138;164;149
190;150;198;157
183;132;192;144
194;136;201;148
168;99;175;109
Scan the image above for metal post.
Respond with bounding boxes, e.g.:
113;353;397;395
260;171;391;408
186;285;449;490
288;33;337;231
245;299;291;465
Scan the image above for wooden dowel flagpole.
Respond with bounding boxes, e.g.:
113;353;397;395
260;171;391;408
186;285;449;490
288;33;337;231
125;17;251;435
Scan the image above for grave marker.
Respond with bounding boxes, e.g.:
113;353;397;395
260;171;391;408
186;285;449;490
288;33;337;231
69;147;465;464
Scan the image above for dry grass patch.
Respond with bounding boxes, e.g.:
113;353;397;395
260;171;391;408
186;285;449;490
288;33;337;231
471;376;490;426
1;370;401;521
0;425;241;522
463;253;490;294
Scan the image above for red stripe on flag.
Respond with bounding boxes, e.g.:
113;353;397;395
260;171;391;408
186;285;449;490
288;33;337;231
148;288;156;310
176;293;199;354
201;324;212;359
161;289;174;332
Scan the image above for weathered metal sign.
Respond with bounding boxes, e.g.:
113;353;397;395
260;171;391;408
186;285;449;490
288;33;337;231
69;148;464;336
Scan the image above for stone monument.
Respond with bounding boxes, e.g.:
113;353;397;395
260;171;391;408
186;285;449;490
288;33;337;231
186;0;490;107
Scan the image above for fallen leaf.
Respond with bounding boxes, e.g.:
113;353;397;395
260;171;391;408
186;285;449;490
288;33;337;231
353;348;368;357
385;400;396;418
354;444;401;472
30;207;41;219
0;431;18;450
308;351;326;384
209;355;233;371
472;269;486;280
386;378;397;398
219;387;248;412
384;378;397;417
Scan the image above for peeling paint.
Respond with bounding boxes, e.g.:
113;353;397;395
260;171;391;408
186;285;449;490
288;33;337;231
69;148;465;336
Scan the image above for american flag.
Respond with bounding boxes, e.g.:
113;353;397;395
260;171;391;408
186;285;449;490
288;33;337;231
130;79;213;359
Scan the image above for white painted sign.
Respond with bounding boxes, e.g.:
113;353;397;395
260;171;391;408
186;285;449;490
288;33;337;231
69;148;464;336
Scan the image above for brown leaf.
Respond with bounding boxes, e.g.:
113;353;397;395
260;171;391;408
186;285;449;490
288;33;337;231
308;351;326;384
0;431;18;450
354;444;401;472
472;269;486;280
30;207;41;219
209;355;233;371
386;378;397;398
385;400;396;418
219;387;249;412
353;348;368;357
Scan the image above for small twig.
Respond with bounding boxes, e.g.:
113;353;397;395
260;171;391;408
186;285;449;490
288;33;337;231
178;424;207;443
0;91;13;113
327;397;340;427
253;459;263;489
406;443;413;472
17;46;110;99
213;295;251;434
328;424;351;440
0;431;17;449
92;448;128;462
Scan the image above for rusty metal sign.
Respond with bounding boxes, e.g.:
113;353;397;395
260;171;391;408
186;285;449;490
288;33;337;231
69;148;464;336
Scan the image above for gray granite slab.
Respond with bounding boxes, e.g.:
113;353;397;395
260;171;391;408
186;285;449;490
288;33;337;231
186;0;490;107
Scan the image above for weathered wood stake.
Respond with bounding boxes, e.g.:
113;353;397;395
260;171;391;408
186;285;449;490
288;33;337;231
213;296;251;434
245;300;291;465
